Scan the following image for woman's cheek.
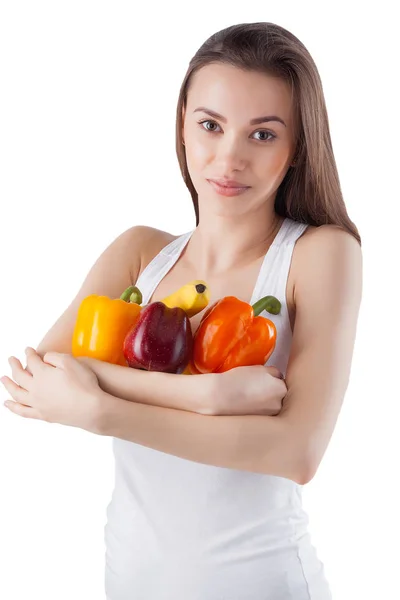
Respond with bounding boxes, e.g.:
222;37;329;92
262;147;292;180
190;137;212;164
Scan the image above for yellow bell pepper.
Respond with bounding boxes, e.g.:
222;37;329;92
71;286;142;366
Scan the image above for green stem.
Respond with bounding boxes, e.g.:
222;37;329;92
252;295;281;316
120;285;143;305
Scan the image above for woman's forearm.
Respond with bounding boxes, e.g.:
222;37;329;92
95;388;290;477
80;357;215;414
86;359;300;479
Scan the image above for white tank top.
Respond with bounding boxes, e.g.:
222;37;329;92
104;217;333;600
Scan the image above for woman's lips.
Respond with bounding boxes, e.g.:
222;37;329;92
207;180;251;197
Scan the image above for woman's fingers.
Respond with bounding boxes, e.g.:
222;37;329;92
1;375;31;405
8;356;33;389
4;398;42;419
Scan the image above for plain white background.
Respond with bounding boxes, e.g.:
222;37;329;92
0;1;398;598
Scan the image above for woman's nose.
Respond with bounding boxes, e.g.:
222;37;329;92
214;136;248;170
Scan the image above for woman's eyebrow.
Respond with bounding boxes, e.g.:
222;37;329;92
193;106;287;127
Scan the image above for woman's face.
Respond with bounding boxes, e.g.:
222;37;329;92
182;63;297;219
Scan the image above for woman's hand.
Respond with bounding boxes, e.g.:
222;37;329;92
211;364;287;416
1;347;102;433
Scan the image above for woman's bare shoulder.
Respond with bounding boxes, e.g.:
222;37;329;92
130;225;179;282
296;222;357;249
292;223;361;301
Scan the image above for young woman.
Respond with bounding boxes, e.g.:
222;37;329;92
3;22;362;599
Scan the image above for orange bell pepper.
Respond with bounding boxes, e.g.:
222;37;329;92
71;286;142;366
189;295;281;374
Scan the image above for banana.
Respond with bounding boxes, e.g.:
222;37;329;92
160;280;210;318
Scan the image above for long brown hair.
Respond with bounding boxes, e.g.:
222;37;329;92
175;22;361;246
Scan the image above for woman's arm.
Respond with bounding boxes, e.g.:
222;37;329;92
95;384;295;478
278;225;362;481
78;358;214;414
79;357;285;416
87;362;299;482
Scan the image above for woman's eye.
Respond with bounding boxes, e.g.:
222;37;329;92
197;119;276;142
199;119;220;133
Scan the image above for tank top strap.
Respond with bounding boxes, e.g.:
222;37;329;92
135;230;195;304
278;218;310;247
248;218;308;371
248;217;309;373
251;218;308;301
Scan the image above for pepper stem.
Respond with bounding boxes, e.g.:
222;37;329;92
252;295;281;316
120;285;143;305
